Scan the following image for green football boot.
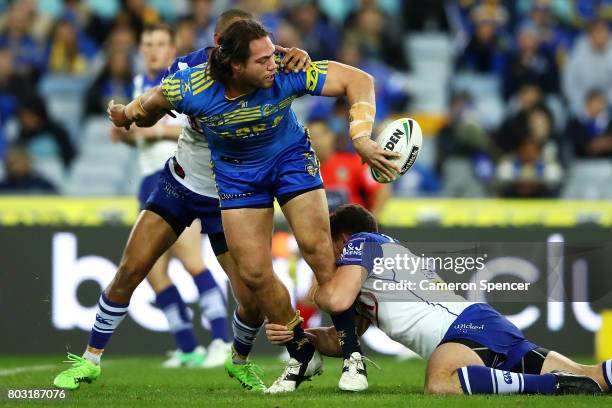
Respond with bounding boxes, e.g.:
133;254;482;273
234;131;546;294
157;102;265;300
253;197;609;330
53;353;101;390
224;353;266;392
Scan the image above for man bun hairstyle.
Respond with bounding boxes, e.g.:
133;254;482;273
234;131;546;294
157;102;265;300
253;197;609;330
208;19;269;84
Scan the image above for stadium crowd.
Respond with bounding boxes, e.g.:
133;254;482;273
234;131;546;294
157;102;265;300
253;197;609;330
1;0;612;204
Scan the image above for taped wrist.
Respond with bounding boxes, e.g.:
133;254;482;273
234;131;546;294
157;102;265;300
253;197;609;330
124;96;148;122
349;102;375;140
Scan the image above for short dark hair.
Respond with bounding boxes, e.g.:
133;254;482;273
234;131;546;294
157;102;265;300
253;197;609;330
208;19;269;84
215;9;254;34
586;88;605;102
329;204;378;239
142;23;175;42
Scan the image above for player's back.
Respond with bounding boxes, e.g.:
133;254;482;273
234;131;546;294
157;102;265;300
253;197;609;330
339;232;473;359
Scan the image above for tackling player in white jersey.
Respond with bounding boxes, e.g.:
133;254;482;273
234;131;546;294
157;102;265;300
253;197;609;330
109;23;231;368
266;204;611;396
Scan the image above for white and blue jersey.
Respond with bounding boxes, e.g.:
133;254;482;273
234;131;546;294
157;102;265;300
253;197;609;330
161;59;329;208
133;71;186;206
338;232;538;369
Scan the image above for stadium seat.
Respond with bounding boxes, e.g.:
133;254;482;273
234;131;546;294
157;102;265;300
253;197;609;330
441;157;487;197
562;160;612;199
32;156;65;189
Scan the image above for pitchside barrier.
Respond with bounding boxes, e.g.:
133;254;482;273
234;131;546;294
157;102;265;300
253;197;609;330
1;197;611;357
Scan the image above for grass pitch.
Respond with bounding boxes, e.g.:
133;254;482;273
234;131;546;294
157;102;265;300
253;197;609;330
0;355;608;407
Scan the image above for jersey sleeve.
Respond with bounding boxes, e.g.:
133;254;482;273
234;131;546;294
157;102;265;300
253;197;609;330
161;66;211;116
281;60;329;97
337;233;383;277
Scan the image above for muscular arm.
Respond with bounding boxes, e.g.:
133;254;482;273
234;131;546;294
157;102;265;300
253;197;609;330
314;264;364;314
108;86;174;130
320;61;375;107
318;62;400;181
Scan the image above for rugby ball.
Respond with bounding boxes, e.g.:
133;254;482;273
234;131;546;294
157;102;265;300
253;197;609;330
370;117;423;183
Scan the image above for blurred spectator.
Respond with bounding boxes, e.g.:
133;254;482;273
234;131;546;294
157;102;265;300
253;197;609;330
175;18;198;57
455;3;509;74
45;19;92;75
497;82;547;151
496;137;562;197
16;97;76;169
192;0;215;49
563;19;612;114
437;91;496;171
60;0;113;53
402;0;449;32
309;119;390;217
502;22;559;99
518;0;573;59
0;3;41;76
0;48;37;128
0;144;57;193
344;6;409;71
115;0;160;38
286;0;341;61
566;88;612;158
85;49;134;118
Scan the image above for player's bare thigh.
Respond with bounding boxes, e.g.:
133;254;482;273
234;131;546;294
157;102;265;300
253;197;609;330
540;350;608;390
425;342;485;395
280;189;336;284
169;219;205;275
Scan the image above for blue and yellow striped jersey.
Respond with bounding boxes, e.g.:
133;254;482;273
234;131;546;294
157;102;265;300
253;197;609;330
161;60;329;165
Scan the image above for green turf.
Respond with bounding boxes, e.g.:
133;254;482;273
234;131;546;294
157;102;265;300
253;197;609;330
0;355;608;407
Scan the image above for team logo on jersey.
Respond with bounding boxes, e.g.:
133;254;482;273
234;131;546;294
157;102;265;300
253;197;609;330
303;152;319;177
342;239;365;260
238;100;248;108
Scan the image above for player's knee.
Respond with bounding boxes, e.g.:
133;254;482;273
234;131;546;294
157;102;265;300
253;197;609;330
424;372;457;395
115;259;149;291
238;268;269;291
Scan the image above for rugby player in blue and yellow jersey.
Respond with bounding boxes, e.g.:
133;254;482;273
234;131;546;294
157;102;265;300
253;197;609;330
108;19;401;393
52;11;312;394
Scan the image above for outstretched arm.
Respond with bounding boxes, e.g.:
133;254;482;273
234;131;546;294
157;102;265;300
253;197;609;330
320;62;401;182
107;86;174;130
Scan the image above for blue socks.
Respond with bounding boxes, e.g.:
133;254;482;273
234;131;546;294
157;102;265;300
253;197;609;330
458;365;557;395
88;293;129;350
156;285;198;353
193;269;229;342
231;309;263;358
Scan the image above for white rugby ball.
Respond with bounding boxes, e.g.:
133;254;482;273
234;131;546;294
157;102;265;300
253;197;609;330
370;117;423;183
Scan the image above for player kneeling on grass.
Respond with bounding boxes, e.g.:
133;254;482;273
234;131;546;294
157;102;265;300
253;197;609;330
266;204;611;395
